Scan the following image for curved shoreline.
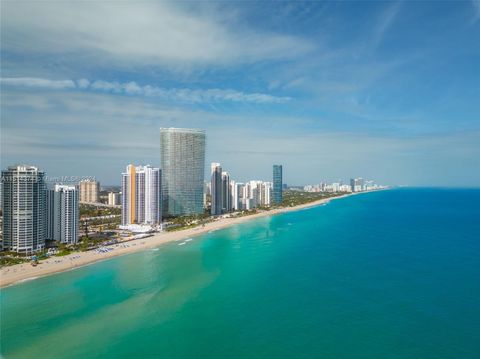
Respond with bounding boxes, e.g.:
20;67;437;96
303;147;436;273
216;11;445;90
0;191;376;288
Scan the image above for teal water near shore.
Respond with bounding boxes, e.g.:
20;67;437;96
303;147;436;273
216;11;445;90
1;188;479;358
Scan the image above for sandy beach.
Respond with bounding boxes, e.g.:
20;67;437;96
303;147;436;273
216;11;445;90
0;191;369;288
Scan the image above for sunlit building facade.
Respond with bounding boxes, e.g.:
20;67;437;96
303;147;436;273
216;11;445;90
46;185;79;245
79;179;100;203
160;128;205;216
121;165;161;225
1;165;46;253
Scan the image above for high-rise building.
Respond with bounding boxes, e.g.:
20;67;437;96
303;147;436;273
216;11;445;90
232;182;245;210
210;163;223;215
350;178;364;192
260;181;272;207
250;181;261;208
244;182;253;210
79;179;100;203
203;181;211;209
230;180;237;211
121;165;161;226
272;165;283;204
46;185;79;245
107;192;121;206
1;165;46;253
236;183;247;210
222;171;231;212
160;128;205;217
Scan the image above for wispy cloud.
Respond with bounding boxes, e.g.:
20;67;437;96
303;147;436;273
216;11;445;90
472;0;480;23
1;2;312;67
2;88;479;186
372;2;402;48
1;77;291;104
0;77;76;89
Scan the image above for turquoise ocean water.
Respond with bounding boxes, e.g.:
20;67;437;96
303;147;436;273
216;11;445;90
1;188;479;358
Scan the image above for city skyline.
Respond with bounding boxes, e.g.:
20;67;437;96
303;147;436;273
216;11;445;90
1;3;479;357
1;1;479;187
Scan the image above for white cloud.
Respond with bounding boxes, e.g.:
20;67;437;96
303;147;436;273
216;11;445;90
76;79;90;89
0;77;75;89
1;2;312;67
1;77;290;104
2;90;479;186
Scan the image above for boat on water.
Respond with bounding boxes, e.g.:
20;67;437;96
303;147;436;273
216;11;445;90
178;242;186;246
185;238;193;242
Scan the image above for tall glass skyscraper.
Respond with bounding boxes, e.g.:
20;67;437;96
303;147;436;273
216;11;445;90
221;171;231;213
160;128;205;216
272;164;283;204
1;165;46;253
210;162;223;215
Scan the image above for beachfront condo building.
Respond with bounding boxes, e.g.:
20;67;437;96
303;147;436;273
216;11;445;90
229;181;271;210
211;163;223;215
350;178;364;192
160;128;205;217
1;165;46;253
222;171;231;212
121;165;162;226
46;185;79;245
230;180;238;211
246;180;272;208
260;181;272;206
79;179;100;203
273;165;283;204
233;182;244;210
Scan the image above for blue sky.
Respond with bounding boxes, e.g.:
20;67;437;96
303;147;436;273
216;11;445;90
1;1;479;186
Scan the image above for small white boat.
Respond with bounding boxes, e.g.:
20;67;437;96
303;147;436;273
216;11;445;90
178;242;186;246
185;238;193;242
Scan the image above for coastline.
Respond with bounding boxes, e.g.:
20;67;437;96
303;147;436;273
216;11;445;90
0;190;375;288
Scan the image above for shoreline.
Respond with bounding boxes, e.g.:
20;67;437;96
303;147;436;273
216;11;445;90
0;190;378;288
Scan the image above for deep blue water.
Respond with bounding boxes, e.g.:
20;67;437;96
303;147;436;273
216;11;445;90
1;188;479;358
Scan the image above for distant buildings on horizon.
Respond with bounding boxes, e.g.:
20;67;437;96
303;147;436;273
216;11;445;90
1;127;387;253
303;178;383;193
108;192;121;206
209;163;274;214
79;179;100;203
